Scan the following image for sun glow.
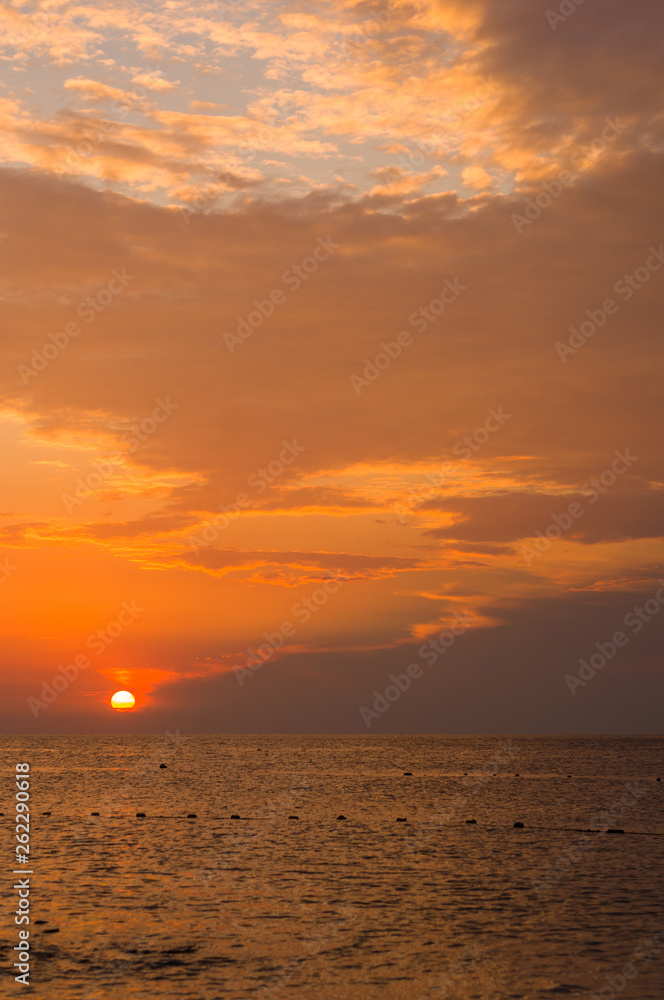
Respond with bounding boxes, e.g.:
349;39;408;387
110;690;136;711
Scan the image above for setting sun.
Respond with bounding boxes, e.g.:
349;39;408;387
110;690;136;712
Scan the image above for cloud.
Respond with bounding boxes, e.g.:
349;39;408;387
0;148;662;515
4;0;659;201
182;548;422;582
131;71;179;92
1;0;662;733
19;587;655;736
422;490;664;545
462;165;492;189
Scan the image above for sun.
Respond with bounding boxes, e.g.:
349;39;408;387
110;690;136;712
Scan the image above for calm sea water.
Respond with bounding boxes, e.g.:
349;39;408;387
1;735;663;999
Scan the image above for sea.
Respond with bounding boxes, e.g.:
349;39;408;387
1;734;663;999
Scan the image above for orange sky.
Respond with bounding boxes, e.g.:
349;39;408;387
1;0;662;733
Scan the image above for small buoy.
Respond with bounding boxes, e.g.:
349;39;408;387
231;814;240;820
159;764;167;769
513;821;524;829
187;813;197;819
607;828;624;834
288;815;299;820
403;772;413;776
91;812;100;817
337;815;346;820
465;819;477;824
136;812;146;818
43;811;51;816
396;817;407;822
